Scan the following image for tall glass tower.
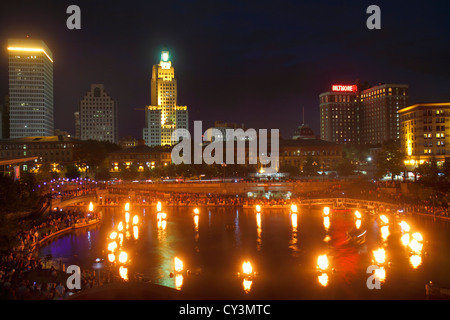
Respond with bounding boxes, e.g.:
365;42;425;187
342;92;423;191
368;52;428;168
143;50;188;147
7;38;54;138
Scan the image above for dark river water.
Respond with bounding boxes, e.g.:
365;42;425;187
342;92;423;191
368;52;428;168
38;205;450;299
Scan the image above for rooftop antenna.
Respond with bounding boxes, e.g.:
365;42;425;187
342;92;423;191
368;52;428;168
302;106;305;125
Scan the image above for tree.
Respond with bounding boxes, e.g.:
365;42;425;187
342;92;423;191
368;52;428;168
336;158;356;177
417;157;439;184
279;165;301;177
96;166;111;181
302;156;319;176
36;162;53;182
343;144;371;163
74;140;120;177
375;140;405;180
442;157;450;183
65;164;81;180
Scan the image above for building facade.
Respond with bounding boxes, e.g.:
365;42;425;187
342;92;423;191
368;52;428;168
0;136;82;165
78;84;118;144
319;83;408;145
399;102;450;168
7;38;54;138
143;50;189;147
109;140;171;174
360;84;408;144
279;138;343;172
319;85;360;144
205;121;247;142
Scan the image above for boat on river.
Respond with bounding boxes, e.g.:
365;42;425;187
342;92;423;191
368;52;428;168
345;227;367;246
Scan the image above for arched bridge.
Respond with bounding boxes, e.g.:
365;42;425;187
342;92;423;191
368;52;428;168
52;194;98;209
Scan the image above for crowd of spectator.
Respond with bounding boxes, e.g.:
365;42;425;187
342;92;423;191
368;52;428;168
0;208;101;300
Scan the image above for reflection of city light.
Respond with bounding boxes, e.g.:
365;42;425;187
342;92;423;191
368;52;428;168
133;226;139;240
255;205;261;213
381;226;389;240
108;253;115;262
374;266;386;282
379;215;389;224
125;212;130;224
194;208;199;215
119;266;128;281
318;273;329;287
291;204;298;213
410;255;422;268
157;212;167;220
323;207;330;215
401;233;410;246
110;231;117;240
194;215;199;230
355;219;362;229
409;239;423;253
373;248;386;264
317;255;328;271
174;257;184;273
132;215;139;225
157;220;167;230
323;216;330;231
108;241;117;252
256;213;261;229
243;279;252;293
291;213;298;229
355;210;362;219
242;261;253;275
118;221;124;232
125;202;130;211
412;232;423;242
119;251;128;264
157;201;162;212
400;221;410;232
175;274;183;290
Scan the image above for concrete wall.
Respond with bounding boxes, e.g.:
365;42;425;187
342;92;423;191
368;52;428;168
107;181;346;195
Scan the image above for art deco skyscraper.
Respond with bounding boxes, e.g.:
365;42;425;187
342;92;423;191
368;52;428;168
7;38;54;138
78;84;118;143
143;50;188;147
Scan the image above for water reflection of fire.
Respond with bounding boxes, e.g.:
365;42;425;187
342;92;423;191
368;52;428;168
241;261;255;294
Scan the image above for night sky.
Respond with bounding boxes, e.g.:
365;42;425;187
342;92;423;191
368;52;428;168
1;0;449;140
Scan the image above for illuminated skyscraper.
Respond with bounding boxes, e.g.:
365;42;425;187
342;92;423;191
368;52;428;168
143;50;188;147
319;83;408;144
7;38;54;138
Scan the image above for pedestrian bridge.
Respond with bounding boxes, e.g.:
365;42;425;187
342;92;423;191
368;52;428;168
300;198;399;211
52;194;97;209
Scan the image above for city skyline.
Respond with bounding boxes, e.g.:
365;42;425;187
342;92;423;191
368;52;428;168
0;0;450;141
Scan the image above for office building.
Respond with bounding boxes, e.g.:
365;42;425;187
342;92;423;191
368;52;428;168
0;135;82;164
205;121;247;142
109;139;171;174
78;84;118;144
399;102;449;168
143;50;189;147
319;82;408;145
360;84;408;144
7;38;54;138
